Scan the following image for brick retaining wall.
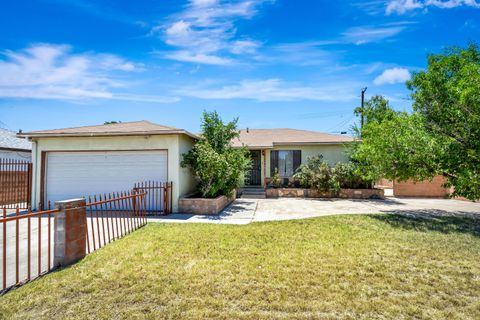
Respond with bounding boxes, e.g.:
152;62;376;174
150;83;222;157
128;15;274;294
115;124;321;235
266;188;384;199
393;176;450;198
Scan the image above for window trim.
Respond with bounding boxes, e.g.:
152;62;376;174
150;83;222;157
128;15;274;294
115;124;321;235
270;150;301;178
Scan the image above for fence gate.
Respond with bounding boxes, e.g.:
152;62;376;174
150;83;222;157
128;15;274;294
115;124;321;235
133;181;172;215
0;159;32;209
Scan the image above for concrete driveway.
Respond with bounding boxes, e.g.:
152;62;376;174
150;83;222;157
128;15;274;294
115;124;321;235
148;197;480;225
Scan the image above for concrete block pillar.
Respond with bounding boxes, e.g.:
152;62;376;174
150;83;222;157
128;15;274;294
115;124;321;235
54;198;87;267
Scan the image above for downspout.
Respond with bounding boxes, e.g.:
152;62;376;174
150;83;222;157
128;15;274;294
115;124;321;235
31;139;37;210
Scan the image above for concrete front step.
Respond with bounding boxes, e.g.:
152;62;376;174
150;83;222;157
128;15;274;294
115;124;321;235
240;187;266;199
242;190;265;195
241;194;266;199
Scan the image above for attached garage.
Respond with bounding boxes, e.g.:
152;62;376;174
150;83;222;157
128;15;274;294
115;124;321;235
45;150;168;206
19;121;198;212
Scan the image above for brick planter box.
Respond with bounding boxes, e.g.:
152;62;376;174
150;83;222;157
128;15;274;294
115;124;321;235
338;188;384;199
265;188;304;198
266;188;384;199
178;192;235;215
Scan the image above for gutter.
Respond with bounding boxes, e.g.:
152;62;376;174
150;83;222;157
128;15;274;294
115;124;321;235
17;130;199;140
272;141;355;146
232;141;356;148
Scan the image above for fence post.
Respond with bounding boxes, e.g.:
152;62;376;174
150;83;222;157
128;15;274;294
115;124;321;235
54;198;87;267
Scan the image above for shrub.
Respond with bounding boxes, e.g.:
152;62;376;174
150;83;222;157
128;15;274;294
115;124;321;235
269;168;282;188
293;155;338;192
293;155;373;192
182;111;251;198
333;162;373;189
312;161;338;192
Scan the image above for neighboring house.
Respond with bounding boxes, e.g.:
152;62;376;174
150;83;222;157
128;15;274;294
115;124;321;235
18;121;198;212
0;128;32;161
232;128;354;187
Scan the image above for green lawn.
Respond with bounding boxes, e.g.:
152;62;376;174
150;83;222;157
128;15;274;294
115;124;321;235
1;214;479;319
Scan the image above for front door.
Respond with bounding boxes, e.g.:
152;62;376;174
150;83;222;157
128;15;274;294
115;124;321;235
246;150;261;186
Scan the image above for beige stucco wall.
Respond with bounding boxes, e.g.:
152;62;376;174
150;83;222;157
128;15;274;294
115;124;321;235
259;144;349;186
30;134;195;212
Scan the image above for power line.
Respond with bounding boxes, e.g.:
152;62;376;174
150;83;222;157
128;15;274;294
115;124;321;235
326;115;356;133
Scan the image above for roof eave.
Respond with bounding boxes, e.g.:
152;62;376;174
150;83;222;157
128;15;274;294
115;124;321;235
233;146;273;149
18;130;200;140
272;141;354;146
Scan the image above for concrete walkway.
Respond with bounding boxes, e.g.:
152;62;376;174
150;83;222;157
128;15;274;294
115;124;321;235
148;197;480;225
148;199;258;225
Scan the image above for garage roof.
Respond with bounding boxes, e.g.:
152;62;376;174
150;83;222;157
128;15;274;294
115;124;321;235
231;128;355;148
18;121;198;139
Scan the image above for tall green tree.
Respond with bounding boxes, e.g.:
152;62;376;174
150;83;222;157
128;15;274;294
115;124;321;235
201;111;239;153
353;112;445;183
354;95;398;127
353;44;480;200
182;111;251;198
407;43;480;199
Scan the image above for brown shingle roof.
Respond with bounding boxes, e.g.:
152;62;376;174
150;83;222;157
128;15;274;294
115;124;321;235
18;121;198;139
232;128;354;148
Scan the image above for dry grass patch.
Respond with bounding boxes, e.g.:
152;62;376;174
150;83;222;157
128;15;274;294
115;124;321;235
0;214;479;319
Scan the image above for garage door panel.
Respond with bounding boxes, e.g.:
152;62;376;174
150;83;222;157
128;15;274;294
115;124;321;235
46;151;167;206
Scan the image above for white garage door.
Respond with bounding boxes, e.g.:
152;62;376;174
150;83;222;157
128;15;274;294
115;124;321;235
45;150;167;206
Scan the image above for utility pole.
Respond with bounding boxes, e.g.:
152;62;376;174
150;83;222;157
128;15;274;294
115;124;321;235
360;87;367;129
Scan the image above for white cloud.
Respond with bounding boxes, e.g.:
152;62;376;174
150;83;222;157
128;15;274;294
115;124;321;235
164;51;233;65
0;44;175;103
386;0;423;14
255;40;338;66
97;54;145;72
165;20;191;38
230;40;261;54
373;67;410;85
190;0;219;6
342;25;406;44
176;78;359;102
386;0;480;15
153;0;272;64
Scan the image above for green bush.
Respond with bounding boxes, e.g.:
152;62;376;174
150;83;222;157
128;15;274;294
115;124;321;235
293;155;373;192
269;168;282;188
333;162;373;189
293;155;338;192
181;111;251;198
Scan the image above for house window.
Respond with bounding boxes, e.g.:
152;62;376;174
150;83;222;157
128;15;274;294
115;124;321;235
271;150;301;177
278;150;294;177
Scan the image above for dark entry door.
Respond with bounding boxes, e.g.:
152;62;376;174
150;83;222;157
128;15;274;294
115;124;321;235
246;150;261;186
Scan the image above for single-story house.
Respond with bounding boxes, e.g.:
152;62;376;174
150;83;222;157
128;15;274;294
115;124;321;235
18;121;354;212
18;121;198;212
232;128;354;187
0;128;32;161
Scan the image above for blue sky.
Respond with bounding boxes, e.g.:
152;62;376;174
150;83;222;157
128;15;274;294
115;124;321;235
0;0;479;134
